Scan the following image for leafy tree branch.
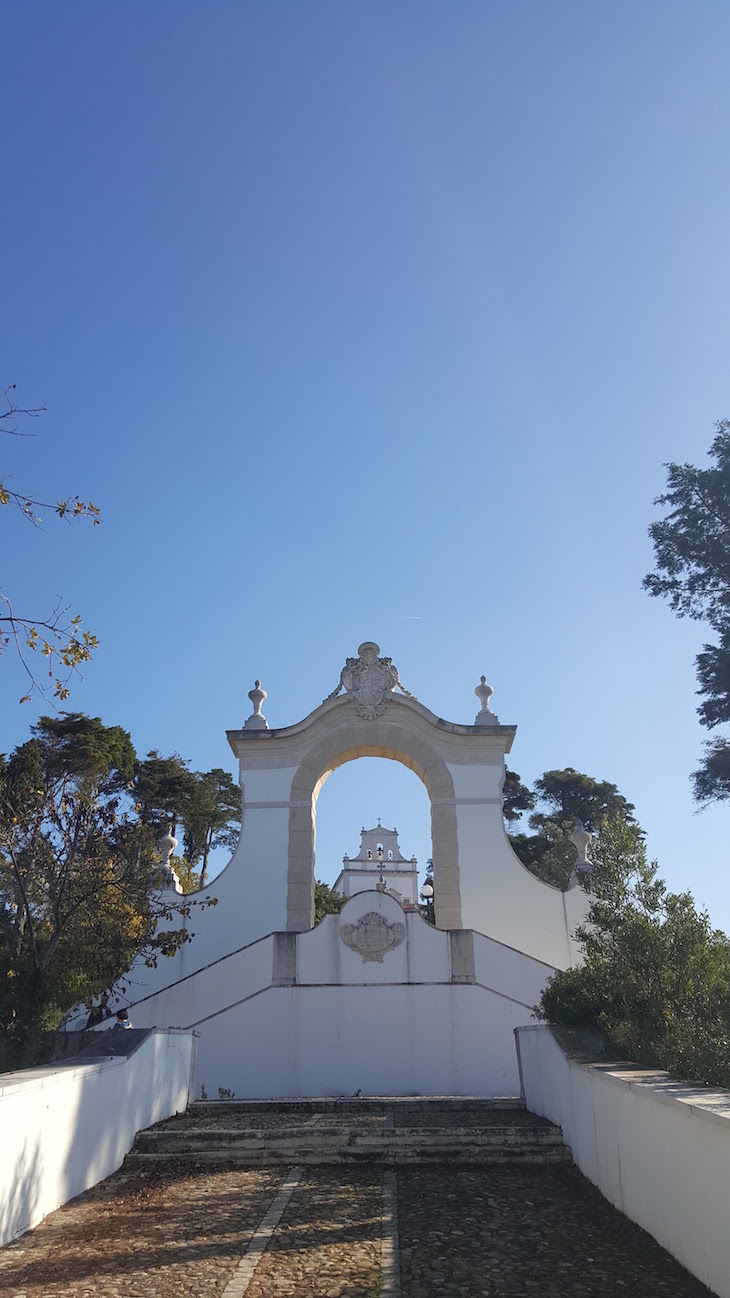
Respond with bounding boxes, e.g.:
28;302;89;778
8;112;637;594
1;386;101;705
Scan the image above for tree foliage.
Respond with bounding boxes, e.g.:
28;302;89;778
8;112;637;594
0;714;217;1065
135;751;196;834
537;815;730;1088
133;753;242;887
506;767;636;889
502;768;535;825
643;422;730;803
182;768;242;886
1;387;100;704
314;879;346;924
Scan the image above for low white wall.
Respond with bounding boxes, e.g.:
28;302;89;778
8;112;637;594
0;1029;196;1246
194;981;531;1099
517;1024;730;1298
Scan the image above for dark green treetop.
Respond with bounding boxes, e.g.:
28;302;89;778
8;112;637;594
182;768;242;886
506;767;636;890
644;422;730;803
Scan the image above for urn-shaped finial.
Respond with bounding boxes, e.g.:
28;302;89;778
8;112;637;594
157;824;178;865
244;679;269;730
153;823;183;894
569;818;593;878
474;674;499;725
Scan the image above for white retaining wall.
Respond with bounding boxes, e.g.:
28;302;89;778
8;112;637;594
0;1029;196;1245
129;891;555;1099
516;1024;730;1298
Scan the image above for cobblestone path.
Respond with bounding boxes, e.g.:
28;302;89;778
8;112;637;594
0;1160;712;1297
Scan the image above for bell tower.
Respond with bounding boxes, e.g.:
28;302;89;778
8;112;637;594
333;822;419;908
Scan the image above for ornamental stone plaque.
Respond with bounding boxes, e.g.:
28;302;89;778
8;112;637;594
340;911;406;963
325;641;415;719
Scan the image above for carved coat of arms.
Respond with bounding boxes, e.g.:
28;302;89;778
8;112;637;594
326;641;415;719
340;911;406;963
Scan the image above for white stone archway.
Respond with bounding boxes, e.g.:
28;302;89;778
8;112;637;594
223;642;586;968
117;642;591;1098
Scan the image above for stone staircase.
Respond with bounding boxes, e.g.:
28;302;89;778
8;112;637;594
127;1097;571;1167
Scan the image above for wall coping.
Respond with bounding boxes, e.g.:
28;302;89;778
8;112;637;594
516;1024;730;1130
0;1028;194;1100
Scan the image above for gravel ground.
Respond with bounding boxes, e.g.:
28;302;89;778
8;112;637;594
0;1159;712;1298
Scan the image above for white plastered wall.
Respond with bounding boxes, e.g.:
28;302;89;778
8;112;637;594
517;1025;730;1298
447;760;584;967
0;1030;195;1245
130;891;555;1099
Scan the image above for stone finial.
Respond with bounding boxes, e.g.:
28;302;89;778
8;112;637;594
153;824;183;894
158;824;178;864
376;874;388;893
244;679;269;730
569;819;594;878
474;674;499;725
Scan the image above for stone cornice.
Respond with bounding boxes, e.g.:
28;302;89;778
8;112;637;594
228;692;516;756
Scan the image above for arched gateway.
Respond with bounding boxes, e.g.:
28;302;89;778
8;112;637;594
124;643;589;1098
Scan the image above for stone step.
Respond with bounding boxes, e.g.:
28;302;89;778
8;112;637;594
128;1098;571;1167
135;1124;565;1149
189;1097;527;1114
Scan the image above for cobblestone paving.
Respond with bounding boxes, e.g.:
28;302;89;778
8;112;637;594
0;1163;282;1298
397;1165;712;1297
247;1168;381;1298
155;1103;548;1133
156;1110;335;1131
158;1110;386;1133
0;1160;712;1298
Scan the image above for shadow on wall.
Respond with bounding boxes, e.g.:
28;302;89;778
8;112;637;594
1;1031;193;1245
0;1135;43;1244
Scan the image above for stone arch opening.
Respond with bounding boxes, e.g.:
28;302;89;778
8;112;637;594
312;755;432;896
287;736;461;932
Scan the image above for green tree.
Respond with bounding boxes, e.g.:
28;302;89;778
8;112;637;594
134;751;196;835
502;768;535;825
169;854;202;895
508;768;636;889
0;715;213;1065
537;815;730;1087
1;387;100;704
643;422;730;803
182;768;242;886
314;879;346;924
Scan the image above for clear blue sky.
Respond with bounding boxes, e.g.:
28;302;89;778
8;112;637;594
3;2;730;921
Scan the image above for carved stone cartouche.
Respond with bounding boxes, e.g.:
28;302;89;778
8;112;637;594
340;911;406;963
325;641;415;719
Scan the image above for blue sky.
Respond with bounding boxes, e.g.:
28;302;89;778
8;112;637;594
3;2;730;922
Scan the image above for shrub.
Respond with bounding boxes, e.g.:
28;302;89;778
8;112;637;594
537;815;730;1088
